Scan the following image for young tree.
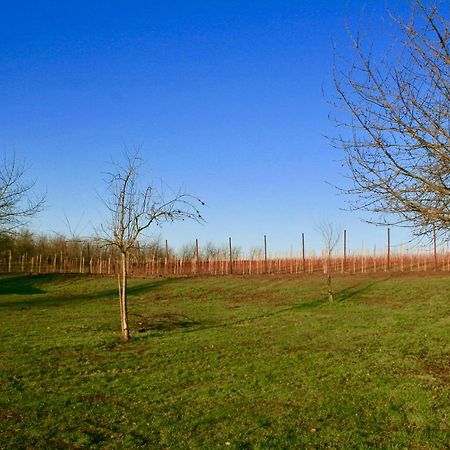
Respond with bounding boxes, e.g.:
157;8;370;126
332;1;450;239
0;153;45;235
100;152;204;341
318;223;340;302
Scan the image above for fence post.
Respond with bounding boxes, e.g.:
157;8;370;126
433;227;437;270
301;233;305;273
343;229;347;273
228;237;233;274
387;228;391;271
264;235;268;274
195;238;199;274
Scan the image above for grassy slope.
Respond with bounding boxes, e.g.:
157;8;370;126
0;273;449;449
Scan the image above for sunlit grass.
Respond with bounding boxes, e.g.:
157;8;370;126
0;273;449;448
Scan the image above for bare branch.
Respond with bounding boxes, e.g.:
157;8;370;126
97;149;205;340
0;153;45;235
331;1;450;239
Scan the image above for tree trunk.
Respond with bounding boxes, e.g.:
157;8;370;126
119;252;130;341
327;274;334;302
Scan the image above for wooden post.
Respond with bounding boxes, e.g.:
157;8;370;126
343;229;347;273
301;233;305;273
195;238;199;274
87;243;91;275
164;239;169;276
290;244;293;274
229;237;233;274
264;235;268;274
387;228;391;271
8;250;12;273
433;227;437;271
400;244;404;272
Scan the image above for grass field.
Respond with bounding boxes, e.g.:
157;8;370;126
0;273;449;449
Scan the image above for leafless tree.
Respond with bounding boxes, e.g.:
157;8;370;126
0;153;45;234
318;223;341;302
331;1;450;240
99;152;204;341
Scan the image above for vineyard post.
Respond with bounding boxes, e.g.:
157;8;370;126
290;244;293;273
343;229;347;273
264;235;268;274
387;228;391;272
229;237;233;274
400;244;404;272
433;227;437;271
164;239;168;275
195;238;199;274
87;242;91;274
302;233;305;273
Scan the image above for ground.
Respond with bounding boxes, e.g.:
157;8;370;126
0;273;449;449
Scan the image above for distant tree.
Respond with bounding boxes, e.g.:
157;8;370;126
318;223;340;302
0;153;44;235
13;229;36;256
180;242;197;260
100;152;204;341
332;1;450;239
248;246;264;260
203;241;220;259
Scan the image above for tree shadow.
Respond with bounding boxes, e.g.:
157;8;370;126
0;274;50;295
137;280;384;339
0;275;175;309
133;312;201;333
334;281;380;303
143;296;329;338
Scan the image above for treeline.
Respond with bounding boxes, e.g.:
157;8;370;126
0;229;244;261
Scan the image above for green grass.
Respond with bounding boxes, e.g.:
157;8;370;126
0;273;449;449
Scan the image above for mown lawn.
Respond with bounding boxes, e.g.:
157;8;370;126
0;273;449;449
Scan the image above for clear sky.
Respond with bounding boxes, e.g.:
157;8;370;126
1;0;422;255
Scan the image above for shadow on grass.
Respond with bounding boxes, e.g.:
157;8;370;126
132;312;201;333
138;280;384;339
334;281;380;303
0;275;175;309
136;296;329;338
0;274;55;295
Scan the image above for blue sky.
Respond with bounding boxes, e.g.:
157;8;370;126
1;0;420;254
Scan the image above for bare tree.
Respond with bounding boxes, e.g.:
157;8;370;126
100;152;204;341
331;1;450;239
0;153;45;234
318;223;341;302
